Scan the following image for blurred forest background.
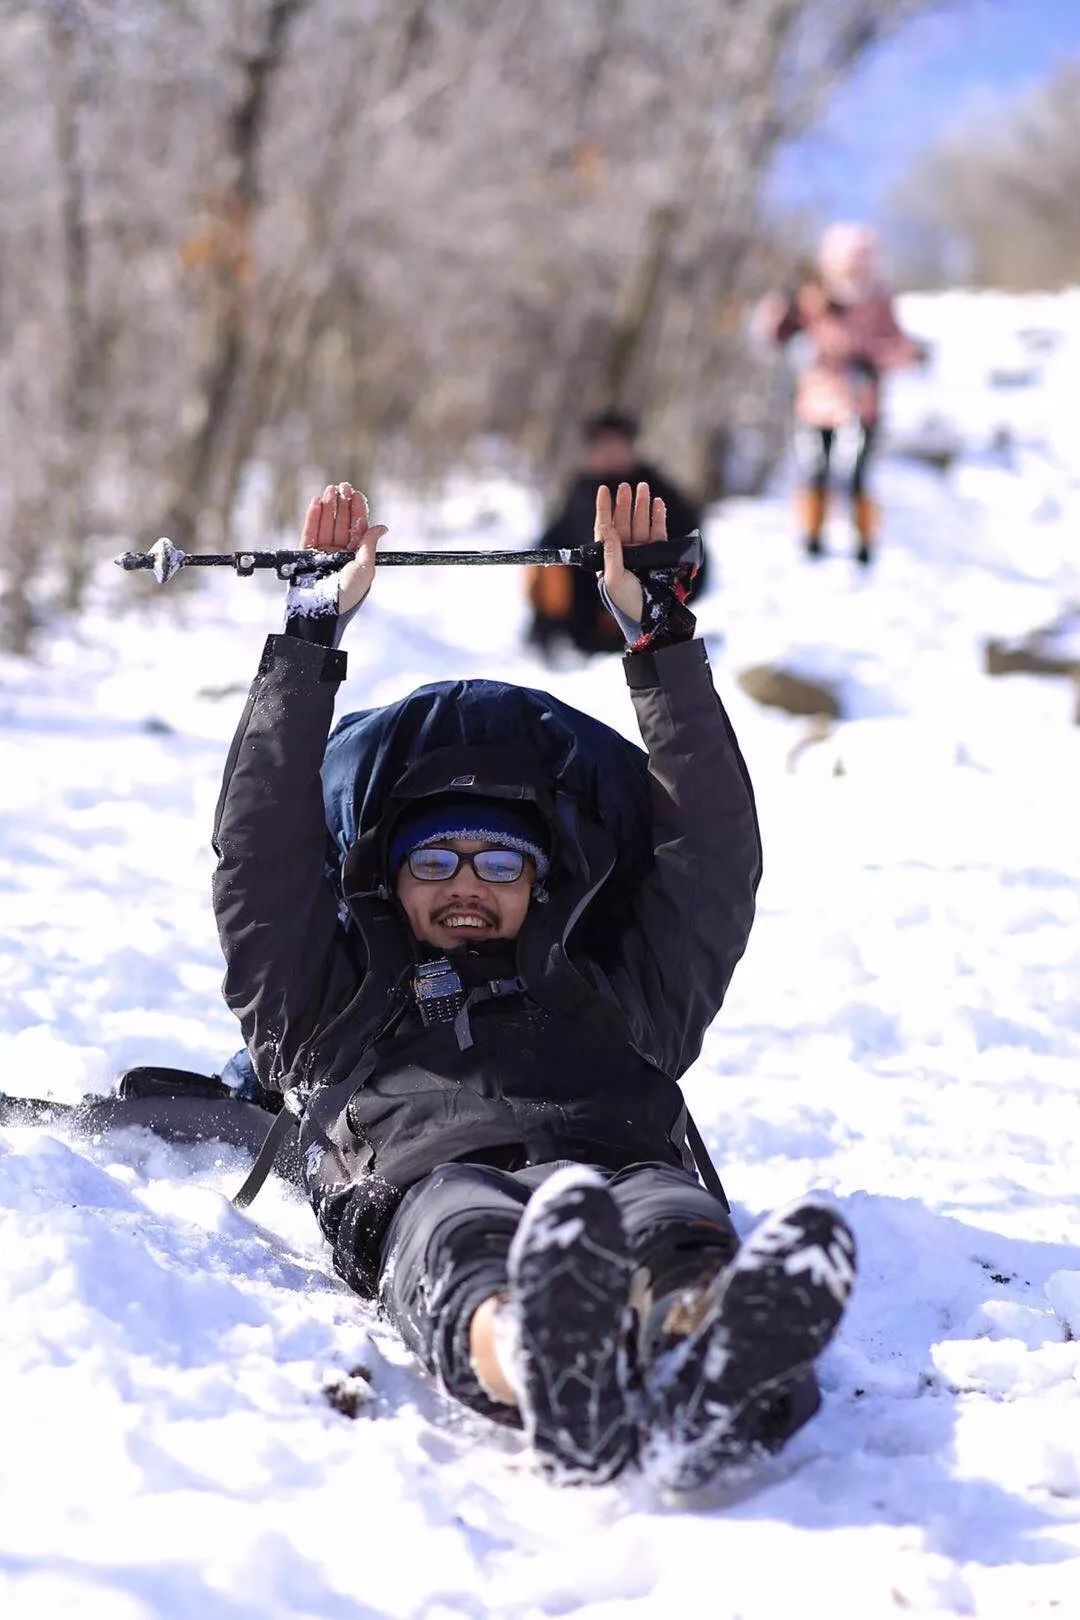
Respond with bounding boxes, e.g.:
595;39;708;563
0;0;1073;653
888;59;1080;290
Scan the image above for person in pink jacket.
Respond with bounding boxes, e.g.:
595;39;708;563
759;224;923;565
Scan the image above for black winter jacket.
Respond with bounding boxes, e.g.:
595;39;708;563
212;634;760;1292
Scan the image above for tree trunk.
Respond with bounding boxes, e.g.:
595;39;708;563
1;501;41;657
602;206;679;409
161;0;311;548
48;9;96;613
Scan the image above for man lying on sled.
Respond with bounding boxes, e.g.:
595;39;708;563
210;477;856;1488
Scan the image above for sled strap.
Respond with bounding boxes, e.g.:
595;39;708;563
685;1109;730;1212
232;1109;298;1209
0;1091;73;1126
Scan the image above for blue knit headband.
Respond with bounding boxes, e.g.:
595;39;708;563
389;801;550;880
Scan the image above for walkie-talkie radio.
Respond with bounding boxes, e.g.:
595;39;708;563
412;958;467;1028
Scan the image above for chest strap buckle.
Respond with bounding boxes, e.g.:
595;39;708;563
452;975;528;1052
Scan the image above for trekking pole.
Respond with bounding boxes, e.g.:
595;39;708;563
114;534;703;585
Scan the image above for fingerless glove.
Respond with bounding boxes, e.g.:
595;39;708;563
284;569;360;649
598;545;699;653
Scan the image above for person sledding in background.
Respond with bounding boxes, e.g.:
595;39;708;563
526;410;705;658
757;223;924;565
211;477;856;1489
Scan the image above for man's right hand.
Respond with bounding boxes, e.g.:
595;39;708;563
302;482;388;614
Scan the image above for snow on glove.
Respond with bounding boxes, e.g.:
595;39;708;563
598;539;700;653
284;569;358;649
284;483;384;647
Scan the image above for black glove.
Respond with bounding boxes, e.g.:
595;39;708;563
598;532;702;653
283;568;359;649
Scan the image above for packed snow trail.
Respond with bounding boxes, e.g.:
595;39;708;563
2;291;1080;1618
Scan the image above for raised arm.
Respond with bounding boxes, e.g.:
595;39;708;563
871;294;926;371
591;482;762;1077
211;484;385;1091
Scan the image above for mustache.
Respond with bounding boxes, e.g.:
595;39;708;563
433;902;498;927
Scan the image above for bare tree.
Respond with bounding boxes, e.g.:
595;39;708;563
0;0;947;651
889;61;1080;290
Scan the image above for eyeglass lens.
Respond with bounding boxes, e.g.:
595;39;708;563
408;847;525;883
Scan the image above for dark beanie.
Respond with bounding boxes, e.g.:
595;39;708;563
388;795;550;880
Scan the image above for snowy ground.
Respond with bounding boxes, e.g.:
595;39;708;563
2;291;1080;1620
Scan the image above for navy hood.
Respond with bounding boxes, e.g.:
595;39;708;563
321;678;653;901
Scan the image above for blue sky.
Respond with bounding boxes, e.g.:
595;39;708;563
772;0;1080;225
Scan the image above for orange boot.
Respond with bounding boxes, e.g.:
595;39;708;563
797;487;828;557
853;494;878;566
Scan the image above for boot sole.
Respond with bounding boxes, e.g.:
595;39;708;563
645;1197;856;1490
507;1167;636;1484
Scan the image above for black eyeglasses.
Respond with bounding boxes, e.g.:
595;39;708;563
406;846;529;884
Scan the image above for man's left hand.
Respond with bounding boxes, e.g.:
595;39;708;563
596;481;667;625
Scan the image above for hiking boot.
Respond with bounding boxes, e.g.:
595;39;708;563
642;1197;856;1491
797;488;828;558
505;1166;637;1484
853;494;877;568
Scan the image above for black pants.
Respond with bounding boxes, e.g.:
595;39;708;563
377;1159;820;1448
796;422;877;499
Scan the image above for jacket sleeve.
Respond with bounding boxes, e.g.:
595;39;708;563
536;503;574;553
669;489;702;541
212;634;359;1092
593;638;762;1077
754;291;803;345
868;295;922;370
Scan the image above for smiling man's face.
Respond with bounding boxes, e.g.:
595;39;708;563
394;837;535;948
